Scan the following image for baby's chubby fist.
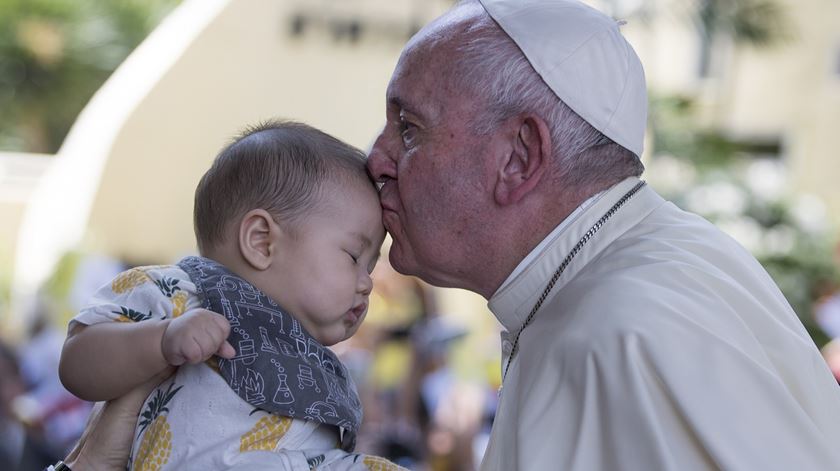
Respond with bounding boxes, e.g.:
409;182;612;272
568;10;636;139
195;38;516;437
161;309;236;365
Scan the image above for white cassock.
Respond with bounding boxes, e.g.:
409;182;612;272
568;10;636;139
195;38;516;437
481;177;840;471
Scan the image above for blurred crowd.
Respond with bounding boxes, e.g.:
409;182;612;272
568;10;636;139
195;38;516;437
3;240;840;470
337;260;498;471
0;253;501;471
0;313;91;469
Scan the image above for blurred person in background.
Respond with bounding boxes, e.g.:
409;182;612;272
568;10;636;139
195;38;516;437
354;261;434;468
366;0;840;469
813;241;840;341
0;339;56;470
821;339;840;384
354;263;484;471
18;306;92;459
406;316;482;471
42;368;175;471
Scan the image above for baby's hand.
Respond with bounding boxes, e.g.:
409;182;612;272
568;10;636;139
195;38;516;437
161;309;236;365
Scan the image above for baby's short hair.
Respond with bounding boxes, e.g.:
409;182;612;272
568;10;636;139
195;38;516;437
194;119;369;254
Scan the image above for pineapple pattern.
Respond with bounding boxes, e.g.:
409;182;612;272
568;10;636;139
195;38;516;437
171;291;188;318
134;382;182;471
112;267;151;294
78;262;391;469
239;409;293;452
154;276;181;298
363;455;404;471
103;267;193;324
113;306;153;323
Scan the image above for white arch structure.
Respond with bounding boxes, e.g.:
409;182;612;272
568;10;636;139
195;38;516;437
12;0;415;326
14;0;230;310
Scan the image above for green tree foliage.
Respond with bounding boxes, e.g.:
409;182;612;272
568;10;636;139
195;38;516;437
694;0;790;76
0;0;180;153
696;0;790;47
649;94;839;348
647;2;838;347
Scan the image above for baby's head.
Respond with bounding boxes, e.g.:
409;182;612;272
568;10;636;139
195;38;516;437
194;120;385;346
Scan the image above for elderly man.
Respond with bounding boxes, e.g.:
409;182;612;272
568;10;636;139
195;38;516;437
367;0;840;469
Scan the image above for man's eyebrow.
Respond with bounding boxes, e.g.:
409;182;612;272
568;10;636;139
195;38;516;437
387;95;406;111
390;93;438;127
387;96;422;118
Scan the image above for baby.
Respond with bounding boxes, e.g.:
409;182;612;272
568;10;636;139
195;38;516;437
59;121;403;470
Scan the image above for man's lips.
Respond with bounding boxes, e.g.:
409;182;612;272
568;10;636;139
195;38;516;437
379;199;399;214
379;201;400;233
380;203;397;214
378;184;400;214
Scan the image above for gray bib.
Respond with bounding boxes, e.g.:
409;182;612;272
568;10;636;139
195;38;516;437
178;256;361;451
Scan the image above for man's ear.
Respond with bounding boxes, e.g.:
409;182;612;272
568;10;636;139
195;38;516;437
494;115;552;206
239;209;278;271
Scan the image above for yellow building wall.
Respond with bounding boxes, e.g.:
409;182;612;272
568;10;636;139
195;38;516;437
717;0;840;216
10;0;471;333
616;0;840;219
86;1;414;263
8;0;839;336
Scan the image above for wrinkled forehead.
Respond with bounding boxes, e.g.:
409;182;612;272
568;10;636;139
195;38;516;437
388;4;486;114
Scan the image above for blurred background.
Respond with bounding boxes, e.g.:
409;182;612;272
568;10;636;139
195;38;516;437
0;0;839;469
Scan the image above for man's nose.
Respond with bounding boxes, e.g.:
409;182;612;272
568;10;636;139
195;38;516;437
366;134;397;183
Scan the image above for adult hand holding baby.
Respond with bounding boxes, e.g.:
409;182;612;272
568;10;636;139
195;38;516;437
161;309;236;365
60;367;176;471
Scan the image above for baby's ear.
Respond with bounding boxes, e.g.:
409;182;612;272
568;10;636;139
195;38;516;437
239;209;277;271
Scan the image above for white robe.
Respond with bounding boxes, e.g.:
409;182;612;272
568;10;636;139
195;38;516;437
481;177;840;470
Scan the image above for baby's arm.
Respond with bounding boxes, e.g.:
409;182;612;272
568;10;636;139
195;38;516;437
60;309;235;402
60;318;171;402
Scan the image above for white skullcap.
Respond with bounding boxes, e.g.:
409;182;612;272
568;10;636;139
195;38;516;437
477;0;648;157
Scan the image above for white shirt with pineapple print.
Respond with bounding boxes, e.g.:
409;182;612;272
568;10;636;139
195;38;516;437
73;265;405;471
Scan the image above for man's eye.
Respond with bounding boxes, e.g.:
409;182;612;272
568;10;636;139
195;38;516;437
399;118;416;147
398;117;410;133
348;252;359;263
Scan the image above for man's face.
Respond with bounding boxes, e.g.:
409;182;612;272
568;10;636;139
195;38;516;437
366;38;495;290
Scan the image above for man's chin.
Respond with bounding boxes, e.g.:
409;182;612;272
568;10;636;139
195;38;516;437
387;246;417;277
389;249;463;290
